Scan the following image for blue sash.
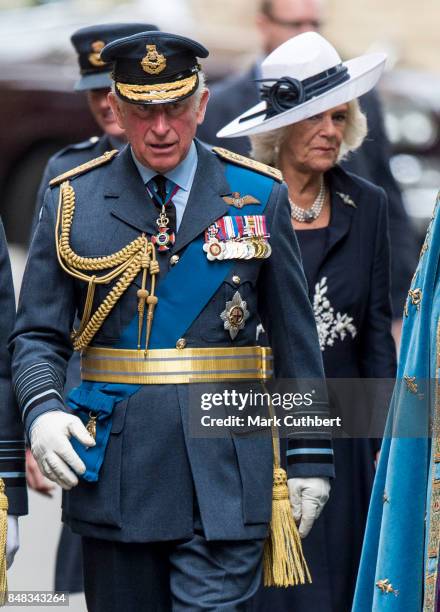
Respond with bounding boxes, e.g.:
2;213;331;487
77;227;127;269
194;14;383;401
68;160;275;480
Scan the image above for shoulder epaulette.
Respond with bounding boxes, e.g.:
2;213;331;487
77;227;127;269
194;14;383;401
49;149;119;187
212;146;283;183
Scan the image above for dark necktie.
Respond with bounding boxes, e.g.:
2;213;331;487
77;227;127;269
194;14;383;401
148;174;177;235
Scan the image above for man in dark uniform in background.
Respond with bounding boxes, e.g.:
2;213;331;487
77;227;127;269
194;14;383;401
32;22;159;232
12;30;333;610
198;0;418;330
27;21;158;595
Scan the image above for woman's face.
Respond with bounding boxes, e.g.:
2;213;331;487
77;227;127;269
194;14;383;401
280;103;349;174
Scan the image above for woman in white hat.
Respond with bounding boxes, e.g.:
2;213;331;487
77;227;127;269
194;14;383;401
219;32;397;611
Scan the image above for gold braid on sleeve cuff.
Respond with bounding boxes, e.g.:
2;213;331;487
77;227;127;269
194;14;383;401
0;479;8;605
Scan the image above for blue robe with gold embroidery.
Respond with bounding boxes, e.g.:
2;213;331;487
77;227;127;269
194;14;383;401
353;193;440;611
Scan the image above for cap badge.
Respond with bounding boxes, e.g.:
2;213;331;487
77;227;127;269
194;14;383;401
141;44;167;75
88;40;106;67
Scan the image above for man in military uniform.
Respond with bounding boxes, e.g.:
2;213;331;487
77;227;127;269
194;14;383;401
0;218;27;586
11;31;333;610
33;22;159;230
27;22;159;595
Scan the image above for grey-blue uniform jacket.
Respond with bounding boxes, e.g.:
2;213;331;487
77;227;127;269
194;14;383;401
32;135;121;396
32;135;116;238
0;220;27;515
10;141;333;543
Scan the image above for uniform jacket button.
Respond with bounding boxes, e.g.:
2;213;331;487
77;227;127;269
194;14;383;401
170;254;180;266
232;275;241;285
176;338;187;349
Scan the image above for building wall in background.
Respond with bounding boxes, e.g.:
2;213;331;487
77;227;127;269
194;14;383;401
190;0;440;73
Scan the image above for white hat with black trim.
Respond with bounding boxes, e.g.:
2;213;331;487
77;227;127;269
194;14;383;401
217;32;386;138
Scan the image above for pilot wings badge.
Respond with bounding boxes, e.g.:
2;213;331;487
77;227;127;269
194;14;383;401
222;192;261;209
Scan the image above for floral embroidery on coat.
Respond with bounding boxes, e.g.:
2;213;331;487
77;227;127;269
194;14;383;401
313;277;357;351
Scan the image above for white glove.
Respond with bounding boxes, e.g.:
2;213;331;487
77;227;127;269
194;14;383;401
288;477;330;538
6;515;19;569
30;411;95;490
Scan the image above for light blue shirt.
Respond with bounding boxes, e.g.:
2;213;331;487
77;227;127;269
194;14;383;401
131;141;198;231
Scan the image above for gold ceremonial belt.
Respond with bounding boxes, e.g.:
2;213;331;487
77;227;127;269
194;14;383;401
80;346;273;384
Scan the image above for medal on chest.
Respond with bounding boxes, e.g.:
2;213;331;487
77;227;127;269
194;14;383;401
148;181;178;252
203;215;271;261
151;206;176;251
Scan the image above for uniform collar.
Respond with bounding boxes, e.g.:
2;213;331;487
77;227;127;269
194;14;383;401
130;141;198;191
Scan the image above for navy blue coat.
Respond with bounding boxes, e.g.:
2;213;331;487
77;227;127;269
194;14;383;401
252;166;396;611
198;65;418;316
11;141;333;543
0;219;27;515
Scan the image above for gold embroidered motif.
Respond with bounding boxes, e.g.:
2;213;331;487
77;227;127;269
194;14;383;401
88;40;106;67
405;288;423;317
49;150;118;186
141;44;166;74
212;147;283;183
376;579;399;596
116;75;197;102
409;288;422;309
404;375;418;394
423;317;440;610
425;573;436;612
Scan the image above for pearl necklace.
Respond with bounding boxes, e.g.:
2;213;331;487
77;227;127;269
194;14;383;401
289;177;326;223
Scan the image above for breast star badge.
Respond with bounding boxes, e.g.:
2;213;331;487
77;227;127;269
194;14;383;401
220;291;250;340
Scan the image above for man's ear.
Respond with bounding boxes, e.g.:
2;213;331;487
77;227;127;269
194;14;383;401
196;89;210;126
108;92;124;129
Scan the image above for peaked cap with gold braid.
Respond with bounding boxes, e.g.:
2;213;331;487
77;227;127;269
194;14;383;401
101;31;208;105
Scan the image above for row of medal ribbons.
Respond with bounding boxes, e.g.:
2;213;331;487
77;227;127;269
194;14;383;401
203;214;271;261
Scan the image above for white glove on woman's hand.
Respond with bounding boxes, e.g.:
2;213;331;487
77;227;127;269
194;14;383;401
288;477;331;538
6;515;19;569
30;411;95;490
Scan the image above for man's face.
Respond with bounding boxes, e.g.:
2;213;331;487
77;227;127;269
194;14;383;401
86;88;126;140
109;90;210;173
257;0;324;55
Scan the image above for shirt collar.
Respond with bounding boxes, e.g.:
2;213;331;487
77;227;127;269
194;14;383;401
131;141;198;192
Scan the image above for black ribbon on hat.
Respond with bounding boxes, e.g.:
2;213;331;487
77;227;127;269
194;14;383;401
238;63;350;124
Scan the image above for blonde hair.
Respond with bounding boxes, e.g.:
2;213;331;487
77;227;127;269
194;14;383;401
250;99;368;166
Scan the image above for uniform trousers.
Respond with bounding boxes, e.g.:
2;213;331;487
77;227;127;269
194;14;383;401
82;529;264;611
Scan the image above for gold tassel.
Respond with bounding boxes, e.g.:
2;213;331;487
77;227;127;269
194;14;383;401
263;387;311;587
0;478;8;605
263;467;311;587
